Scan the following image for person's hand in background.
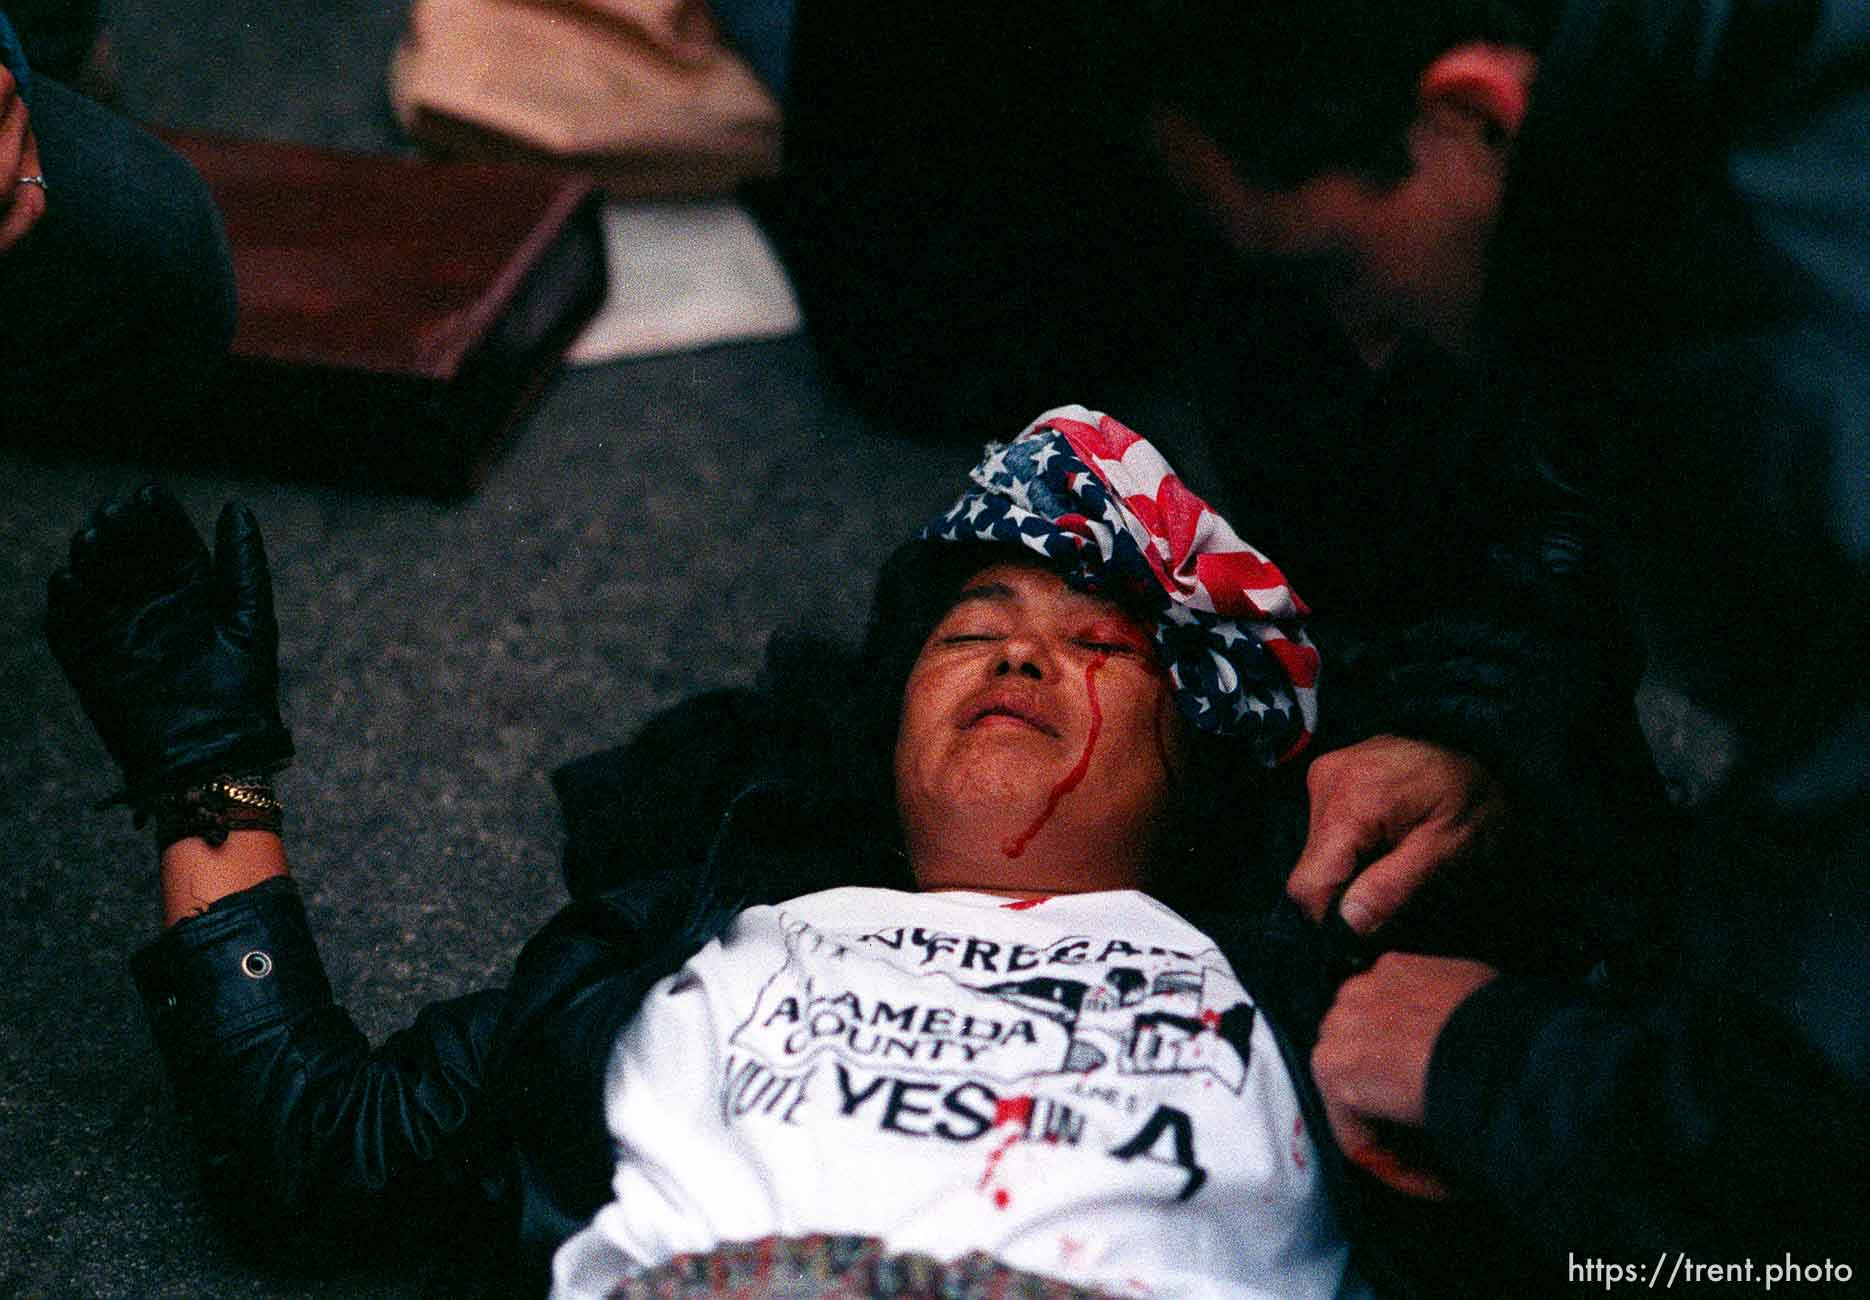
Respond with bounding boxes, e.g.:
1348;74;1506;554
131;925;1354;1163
1;65;47;252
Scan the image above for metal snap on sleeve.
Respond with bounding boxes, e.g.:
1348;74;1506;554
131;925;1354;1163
240;950;274;979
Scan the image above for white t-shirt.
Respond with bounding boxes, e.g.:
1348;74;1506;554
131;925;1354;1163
552;887;1360;1300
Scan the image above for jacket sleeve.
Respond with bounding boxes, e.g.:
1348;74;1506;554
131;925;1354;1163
478;867;708;1266
1421;0;1870;1261
1424;754;1870;1260
130;877;509;1250
1332;470;1677;975
125;681;801;1258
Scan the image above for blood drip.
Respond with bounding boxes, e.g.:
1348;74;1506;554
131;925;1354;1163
977;1130;1024;1190
977;1098;1032;1196
1001;655;1107;858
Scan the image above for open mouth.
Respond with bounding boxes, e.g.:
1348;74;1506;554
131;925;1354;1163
965;699;1060;737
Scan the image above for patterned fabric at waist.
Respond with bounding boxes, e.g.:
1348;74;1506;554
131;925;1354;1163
605;1232;1121;1299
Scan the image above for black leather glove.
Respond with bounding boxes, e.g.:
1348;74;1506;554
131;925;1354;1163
45;484;293;805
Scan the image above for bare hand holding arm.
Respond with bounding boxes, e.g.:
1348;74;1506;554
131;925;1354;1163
1310;952;1499;1198
1286;734;1507;935
1286;736;1509;1197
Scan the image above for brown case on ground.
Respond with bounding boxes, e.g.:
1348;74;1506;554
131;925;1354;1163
162;131;607;496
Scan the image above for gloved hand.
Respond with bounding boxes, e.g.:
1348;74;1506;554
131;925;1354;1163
45;484;293;805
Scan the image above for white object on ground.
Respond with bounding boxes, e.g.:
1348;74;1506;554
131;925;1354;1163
567;197;802;364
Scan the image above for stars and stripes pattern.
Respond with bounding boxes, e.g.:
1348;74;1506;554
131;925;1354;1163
924;405;1320;763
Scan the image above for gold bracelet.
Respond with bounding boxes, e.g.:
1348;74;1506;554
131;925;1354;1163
213;776;283;813
144;774;284;849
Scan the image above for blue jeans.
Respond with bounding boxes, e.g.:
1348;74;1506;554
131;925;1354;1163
0;32;235;442
707;0;795;106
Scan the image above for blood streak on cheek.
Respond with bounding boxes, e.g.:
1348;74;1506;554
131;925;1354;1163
1000;655;1106;858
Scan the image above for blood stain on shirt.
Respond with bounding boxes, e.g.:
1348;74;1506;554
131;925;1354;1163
1000;897;1048;910
979;1095;1033;1194
993;1187;1011;1209
1290;1113;1308;1170
995;1095;1034;1127
1001;655;1107;857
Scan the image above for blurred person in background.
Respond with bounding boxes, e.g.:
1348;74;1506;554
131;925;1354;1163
1096;0;1870;1265
1;1;233;444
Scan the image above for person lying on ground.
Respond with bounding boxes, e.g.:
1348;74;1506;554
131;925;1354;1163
48;407;1574;1297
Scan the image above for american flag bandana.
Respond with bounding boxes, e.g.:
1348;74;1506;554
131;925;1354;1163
923;405;1319;764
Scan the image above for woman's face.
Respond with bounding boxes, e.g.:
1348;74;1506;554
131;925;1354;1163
894;561;1186;896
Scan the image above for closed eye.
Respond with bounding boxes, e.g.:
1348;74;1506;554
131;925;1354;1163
1075;633;1151;656
1073;616;1150;657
